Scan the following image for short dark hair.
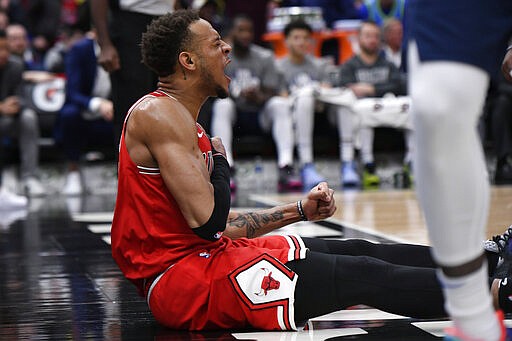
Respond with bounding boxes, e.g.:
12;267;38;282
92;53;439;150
283;19;312;38
358;20;380;34
141;9;200;77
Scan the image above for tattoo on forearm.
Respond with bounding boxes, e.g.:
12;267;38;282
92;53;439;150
228;210;284;238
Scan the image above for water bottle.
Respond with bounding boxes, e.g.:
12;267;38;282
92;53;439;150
254;156;264;192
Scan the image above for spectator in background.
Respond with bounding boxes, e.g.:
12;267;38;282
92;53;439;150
45;1;92;74
0;28;45;198
211;15;300;192
490;73;512;185
280;0;360;28
176;0;224;33
277;0;361;64
358;0;406;26
224;0;273;47
56;29;113;196
6;23;45;71
382;18;403;68
276;19;327;190
338;20;409;189
89;0;174;147
43;24;84;74
0;8;9;31
16;0;61;50
0;1;60;69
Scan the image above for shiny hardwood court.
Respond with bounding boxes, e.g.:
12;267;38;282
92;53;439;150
1;161;511;340
271;185;512;245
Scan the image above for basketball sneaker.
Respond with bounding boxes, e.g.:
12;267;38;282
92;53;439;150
485;225;512;254
278;165;302;193
23;177;46;197
62;171;83;196
0;187;28;210
444;310;511;341
301;163;324;191
494;248;512;280
229;167;237;193
402;162;414;189
362;162;380;189
484;225;512;279
341;161;360;188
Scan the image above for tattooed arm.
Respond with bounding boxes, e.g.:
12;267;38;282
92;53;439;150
223;203;300;239
223;182;337;239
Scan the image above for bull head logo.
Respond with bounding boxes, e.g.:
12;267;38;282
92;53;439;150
255;268;280;296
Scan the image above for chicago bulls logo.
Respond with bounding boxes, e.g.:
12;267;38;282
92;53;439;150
228;253;299;330
255;268;280;296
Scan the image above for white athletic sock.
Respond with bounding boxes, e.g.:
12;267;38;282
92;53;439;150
360;127;374;165
293;93;315;165
267;97;294;168
403;129;414;165
340;140;355;163
211;98;236;166
336;106;355;163
439;265;501;341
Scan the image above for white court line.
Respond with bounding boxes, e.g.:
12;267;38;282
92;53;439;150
411;318;512;337
411;321;452;338
310;309;406;321
233;328;367;340
267;221;342;237
87;224;112;234
72;212;113;222
335;219;413;244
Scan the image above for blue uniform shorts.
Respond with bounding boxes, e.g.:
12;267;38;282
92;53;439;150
406;0;512;75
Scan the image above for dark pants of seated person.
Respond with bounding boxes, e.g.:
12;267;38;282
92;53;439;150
55;110;114;162
492;90;512;165
286;238;499;325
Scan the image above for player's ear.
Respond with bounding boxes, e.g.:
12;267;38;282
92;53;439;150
178;51;196;71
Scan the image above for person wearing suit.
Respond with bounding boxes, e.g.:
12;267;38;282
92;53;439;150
57;31;114;195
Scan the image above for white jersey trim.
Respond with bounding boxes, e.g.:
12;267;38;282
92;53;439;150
146;264;175;309
137;165;161;175
284;235;308;261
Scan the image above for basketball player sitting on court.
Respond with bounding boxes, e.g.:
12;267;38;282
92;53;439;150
110;10;512;332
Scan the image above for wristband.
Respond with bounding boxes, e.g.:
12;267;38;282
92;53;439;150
507;45;512;52
296;200;307;221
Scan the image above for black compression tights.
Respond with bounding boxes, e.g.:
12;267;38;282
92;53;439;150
285;238;499;325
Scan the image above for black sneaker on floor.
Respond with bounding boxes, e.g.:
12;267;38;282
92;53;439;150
485;225;512;279
495;158;512;185
229;167;237;193
484;225;512;254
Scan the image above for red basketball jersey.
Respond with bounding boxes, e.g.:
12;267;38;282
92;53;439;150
111;90;218;294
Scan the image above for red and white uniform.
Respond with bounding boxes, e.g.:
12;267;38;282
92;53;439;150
111;90;307;331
